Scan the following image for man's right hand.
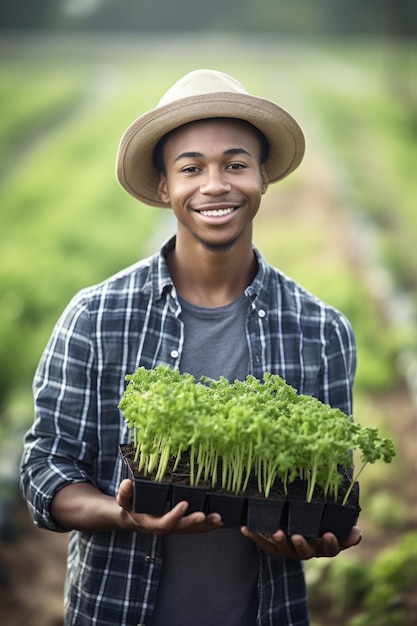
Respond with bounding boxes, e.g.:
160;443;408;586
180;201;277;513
117;479;223;535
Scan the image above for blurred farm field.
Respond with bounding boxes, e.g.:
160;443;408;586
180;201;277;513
0;54;173;426
0;34;416;625
1;36;415;421
305;43;417;299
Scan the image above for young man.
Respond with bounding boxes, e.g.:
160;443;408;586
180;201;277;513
21;69;361;626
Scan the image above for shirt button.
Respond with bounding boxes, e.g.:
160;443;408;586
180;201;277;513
257;309;266;318
144;555;152;563
170;349;179;359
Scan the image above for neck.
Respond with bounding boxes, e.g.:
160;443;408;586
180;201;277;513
167;234;257;308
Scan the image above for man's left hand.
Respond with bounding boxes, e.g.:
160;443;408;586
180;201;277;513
240;525;362;560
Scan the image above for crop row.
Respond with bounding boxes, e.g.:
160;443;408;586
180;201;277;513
0;62;170;424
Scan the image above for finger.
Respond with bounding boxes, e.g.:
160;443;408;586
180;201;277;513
117;479;134;511
241;527;299;559
315;527;362;556
340;525;363;548
156;500;191;531
132;500;189;535
291;531;358;559
148;503;223;535
285;534;318;559
174;511;223;534
240;526;283;543
151;502;220;533
240;526;271;549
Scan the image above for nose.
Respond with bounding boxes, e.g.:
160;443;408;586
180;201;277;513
199;167;231;195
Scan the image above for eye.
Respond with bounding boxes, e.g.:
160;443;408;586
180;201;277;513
181;165;201;174
226;162;246;170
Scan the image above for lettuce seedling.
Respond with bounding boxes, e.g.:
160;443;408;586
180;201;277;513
119;365;396;502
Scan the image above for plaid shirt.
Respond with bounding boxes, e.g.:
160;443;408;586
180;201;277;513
21;236;356;626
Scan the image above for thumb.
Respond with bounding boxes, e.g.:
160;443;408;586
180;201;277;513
117;478;134;511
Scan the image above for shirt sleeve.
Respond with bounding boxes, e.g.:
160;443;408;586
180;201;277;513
20;293;98;532
320;309;357;416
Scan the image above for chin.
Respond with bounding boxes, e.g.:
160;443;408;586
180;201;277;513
197;233;241;252
201;239;237;252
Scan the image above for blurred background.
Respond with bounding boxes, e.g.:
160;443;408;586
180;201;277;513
0;1;416;624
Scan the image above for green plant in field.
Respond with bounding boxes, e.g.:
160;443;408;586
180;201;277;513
0;67;86;163
346;531;417;626
308;530;417;626
119;365;396;500
366;491;408;530
0;62;174;423
307;554;369;619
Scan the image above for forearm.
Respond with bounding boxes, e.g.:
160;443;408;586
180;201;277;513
51;482;130;532
51;480;224;536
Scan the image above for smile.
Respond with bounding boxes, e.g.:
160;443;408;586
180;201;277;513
199;207;236;217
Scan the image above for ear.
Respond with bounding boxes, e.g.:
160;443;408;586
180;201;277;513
260;166;268;195
157;174;170;205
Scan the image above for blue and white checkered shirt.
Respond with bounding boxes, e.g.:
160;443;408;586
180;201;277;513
21;236;356;626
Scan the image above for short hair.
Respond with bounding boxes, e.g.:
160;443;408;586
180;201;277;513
153;118;270;175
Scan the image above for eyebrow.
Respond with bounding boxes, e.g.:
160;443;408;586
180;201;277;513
173;148;253;163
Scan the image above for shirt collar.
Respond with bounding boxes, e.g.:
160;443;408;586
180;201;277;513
149;236;272;304
148;236;176;299
244;246;271;305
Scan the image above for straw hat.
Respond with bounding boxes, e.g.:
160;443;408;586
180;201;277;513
116;69;305;207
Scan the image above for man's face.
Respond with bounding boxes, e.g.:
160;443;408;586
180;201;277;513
157;119;268;252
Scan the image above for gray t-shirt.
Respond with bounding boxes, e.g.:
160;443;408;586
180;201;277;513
178;293;250;382
150;295;259;626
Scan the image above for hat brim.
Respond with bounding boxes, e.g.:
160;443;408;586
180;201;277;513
116;92;305;208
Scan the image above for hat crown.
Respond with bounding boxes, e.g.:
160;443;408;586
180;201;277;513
158;69;249;107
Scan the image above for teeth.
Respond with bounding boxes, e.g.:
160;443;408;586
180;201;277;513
200;207;235;217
